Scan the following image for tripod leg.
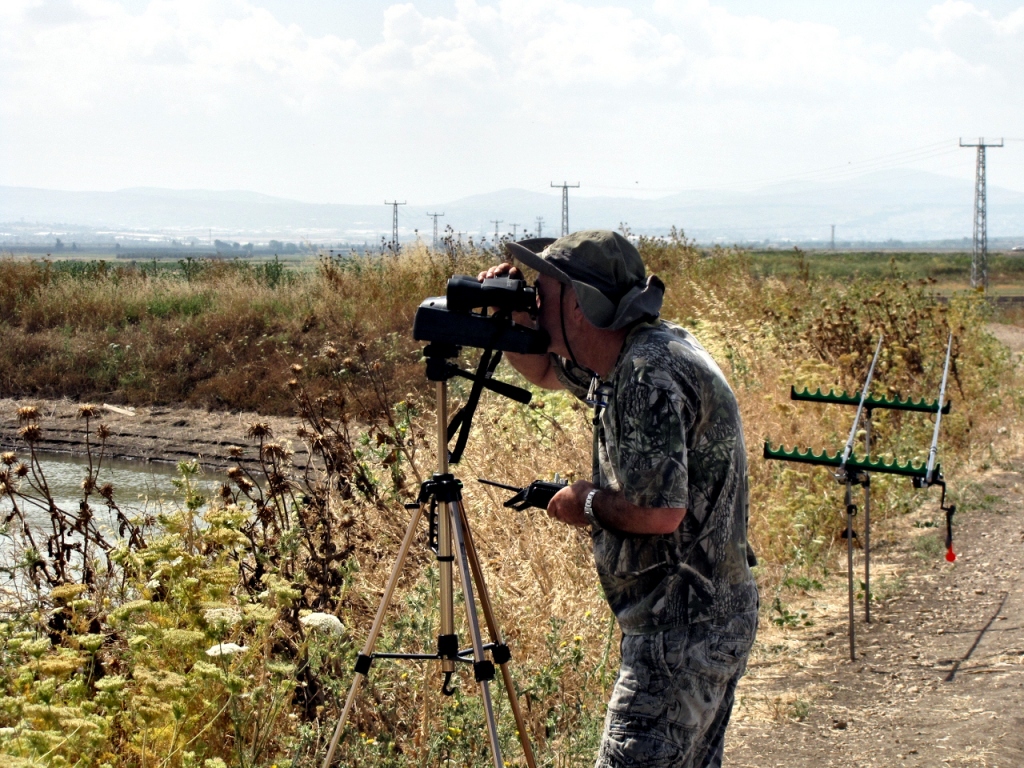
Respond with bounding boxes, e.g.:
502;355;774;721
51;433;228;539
448;499;505;768
459;510;538;768
321;503;424;768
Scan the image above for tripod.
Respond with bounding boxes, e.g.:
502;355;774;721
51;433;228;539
322;343;537;768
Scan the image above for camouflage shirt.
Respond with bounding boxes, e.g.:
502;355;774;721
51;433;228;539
554;320;758;635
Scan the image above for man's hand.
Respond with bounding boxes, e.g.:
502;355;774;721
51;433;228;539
475;260;563;389
477;262;535;328
477;262;522;282
547;480;595;528
547;482;688;535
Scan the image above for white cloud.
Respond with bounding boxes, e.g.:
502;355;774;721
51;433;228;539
926;0;1024;76
0;1;1021;201
5;0;1015;115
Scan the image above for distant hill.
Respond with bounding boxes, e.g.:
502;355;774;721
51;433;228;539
2;169;1023;244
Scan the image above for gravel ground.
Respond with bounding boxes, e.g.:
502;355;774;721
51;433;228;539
728;464;1024;767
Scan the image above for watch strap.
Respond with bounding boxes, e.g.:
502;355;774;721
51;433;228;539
583;488;600;526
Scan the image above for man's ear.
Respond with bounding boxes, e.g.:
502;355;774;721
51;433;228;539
569;291;591;329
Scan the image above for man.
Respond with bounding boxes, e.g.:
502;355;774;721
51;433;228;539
480;230;758;768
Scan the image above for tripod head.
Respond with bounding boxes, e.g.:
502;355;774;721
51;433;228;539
414;269;552;464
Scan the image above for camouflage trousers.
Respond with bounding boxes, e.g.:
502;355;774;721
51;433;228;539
595;610;758;768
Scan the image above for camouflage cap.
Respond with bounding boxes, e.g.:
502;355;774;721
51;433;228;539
506;230;665;330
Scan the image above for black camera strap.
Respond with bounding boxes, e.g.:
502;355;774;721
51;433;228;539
559;283;611;424
446;345;503;464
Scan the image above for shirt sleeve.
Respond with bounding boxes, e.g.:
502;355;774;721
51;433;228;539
616;378;689;510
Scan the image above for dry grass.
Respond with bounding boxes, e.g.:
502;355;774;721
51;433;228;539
1;237;1022;766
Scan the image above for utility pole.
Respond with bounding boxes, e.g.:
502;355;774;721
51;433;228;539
510;223;519;239
384;200;406;252
490;220;503;243
551;181;580;236
536;217;544;238
426;212;444;249
960;138;1003;290
831;224;836;252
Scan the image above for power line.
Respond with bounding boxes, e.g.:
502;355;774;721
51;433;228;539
384;200;406;253
580;138;968;196
960;138;1003;291
551;182;580;235
426;212;444;249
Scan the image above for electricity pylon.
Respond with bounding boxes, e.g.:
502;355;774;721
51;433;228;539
426;212;444;249
385;201;406;253
550;182;579;236
960;138;1003;291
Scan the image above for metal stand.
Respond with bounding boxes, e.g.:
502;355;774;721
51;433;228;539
843;481;857;662
321;351;537;768
863;411;872;624
767;333;957;664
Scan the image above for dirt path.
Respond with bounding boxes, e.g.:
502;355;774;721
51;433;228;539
728;464;1024;767
986;322;1024;356
0;397;308;471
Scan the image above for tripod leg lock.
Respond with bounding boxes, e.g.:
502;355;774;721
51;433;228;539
354;654;373;676
437;633;459;660
491;643;511;665
473;660;496;682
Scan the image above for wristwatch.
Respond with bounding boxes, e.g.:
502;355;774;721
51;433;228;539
583;488;600;527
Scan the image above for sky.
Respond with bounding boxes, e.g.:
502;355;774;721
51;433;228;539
1;0;1022;205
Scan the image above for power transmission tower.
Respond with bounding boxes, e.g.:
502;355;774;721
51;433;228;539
490;220;503;243
536;217;544;237
384;200;406;252
551;182;580;236
426;212;444;249
510;223;519;239
960;138;1003;290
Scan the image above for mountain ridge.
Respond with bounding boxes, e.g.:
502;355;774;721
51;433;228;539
2;169;1023;242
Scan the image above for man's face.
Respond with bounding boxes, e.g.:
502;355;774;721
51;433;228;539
535;273;571;358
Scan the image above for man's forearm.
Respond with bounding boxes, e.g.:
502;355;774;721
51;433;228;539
592;489;686;535
505;351;564;390
548;481;686;535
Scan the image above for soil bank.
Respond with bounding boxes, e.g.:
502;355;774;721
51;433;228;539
0;397;308;472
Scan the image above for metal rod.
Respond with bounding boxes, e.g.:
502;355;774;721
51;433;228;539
864;414;871;624
926;333;954;485
845;481;856;662
437;382;455;675
840;335;884;473
477;478;522;493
